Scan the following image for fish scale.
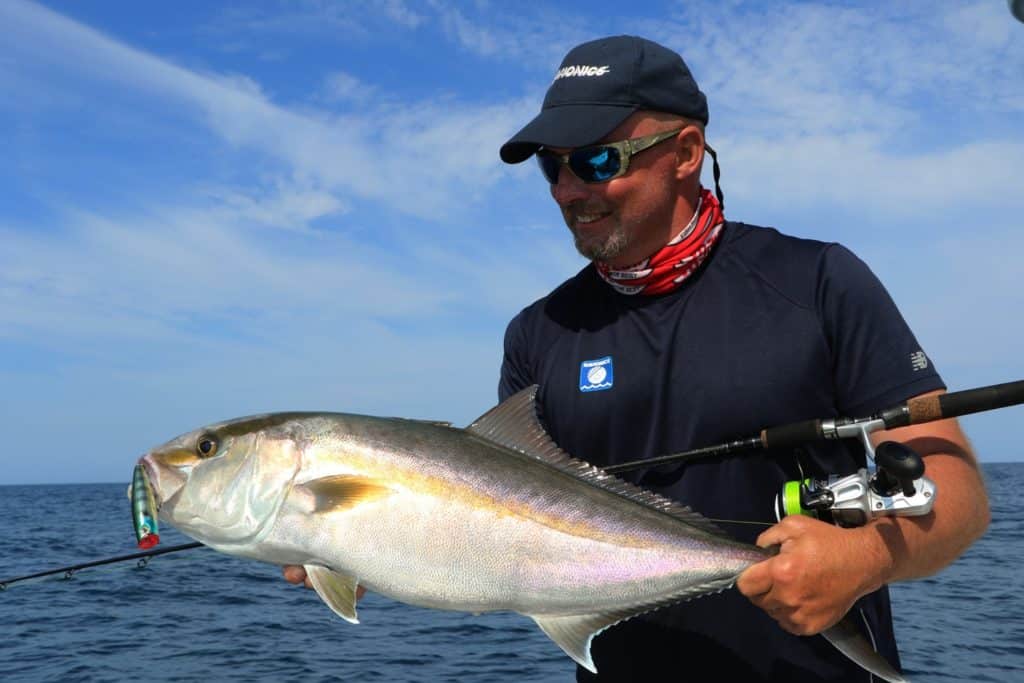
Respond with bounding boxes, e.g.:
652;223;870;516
137;385;907;682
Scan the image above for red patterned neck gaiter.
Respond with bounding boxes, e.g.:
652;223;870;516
595;187;725;296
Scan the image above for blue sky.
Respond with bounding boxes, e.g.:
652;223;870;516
1;0;1023;484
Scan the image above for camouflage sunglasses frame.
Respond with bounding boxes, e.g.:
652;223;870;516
536;127;684;185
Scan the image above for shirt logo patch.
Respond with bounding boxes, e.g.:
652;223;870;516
910;351;929;371
579;356;613;392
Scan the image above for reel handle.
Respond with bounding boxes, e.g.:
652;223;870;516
872;441;925;497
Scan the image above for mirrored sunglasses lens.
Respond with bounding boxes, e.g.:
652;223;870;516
537;154;562;184
571;146;621;182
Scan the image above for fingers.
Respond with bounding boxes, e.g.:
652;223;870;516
755;514;811;549
284;565;365;595
282;565;308;586
741;518;861;636
739;567;810;635
755;526;787;549
736;559;773;598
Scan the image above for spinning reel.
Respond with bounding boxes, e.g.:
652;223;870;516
775;439;934;527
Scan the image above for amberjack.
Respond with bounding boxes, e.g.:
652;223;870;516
136;386;907;681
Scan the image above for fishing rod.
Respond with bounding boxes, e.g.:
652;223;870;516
0;466;206;590
0;542;202;591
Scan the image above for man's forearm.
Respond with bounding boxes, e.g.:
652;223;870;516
860;450;990;589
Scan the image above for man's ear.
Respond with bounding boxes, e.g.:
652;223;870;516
673;126;705;181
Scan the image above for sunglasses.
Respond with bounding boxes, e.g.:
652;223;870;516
536;128;683;185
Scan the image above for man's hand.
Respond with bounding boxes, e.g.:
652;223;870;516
281;565;368;599
739;390;990;635
736;515;888;636
282;565;313;589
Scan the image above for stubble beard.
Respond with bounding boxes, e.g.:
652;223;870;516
564;206;632;263
571;223;630;262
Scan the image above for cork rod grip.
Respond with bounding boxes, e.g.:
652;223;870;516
906;379;1024;424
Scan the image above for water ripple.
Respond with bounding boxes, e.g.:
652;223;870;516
2;472;1022;682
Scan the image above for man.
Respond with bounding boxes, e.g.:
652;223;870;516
492;35;989;680
284;34;989;681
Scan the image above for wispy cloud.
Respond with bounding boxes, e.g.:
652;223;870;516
1;0;1022;484
655;0;1023;123
2;0;535;223
719;136;1024;217
205;0;425;44
632;1;1024;214
427;0;597;69
320;70;376;104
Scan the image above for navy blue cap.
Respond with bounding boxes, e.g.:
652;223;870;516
500;36;708;164
1012;0;1024;23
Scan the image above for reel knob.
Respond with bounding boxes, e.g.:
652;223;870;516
872;441;925;497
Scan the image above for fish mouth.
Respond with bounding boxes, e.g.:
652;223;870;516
137;454;180;510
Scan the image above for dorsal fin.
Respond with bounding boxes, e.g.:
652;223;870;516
466;385;731;539
387;417;454;428
466;385;568;464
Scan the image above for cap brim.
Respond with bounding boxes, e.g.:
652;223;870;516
499;104;637;164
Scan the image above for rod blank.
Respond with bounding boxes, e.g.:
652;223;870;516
0;542;203;590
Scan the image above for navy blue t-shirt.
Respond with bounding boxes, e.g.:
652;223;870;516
499;222;944;681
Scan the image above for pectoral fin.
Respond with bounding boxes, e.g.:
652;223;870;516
299;475;392;513
532;610;637;674
304;564;360;624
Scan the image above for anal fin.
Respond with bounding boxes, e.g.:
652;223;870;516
530;574;741;674
531;610;638;674
304;564;360;624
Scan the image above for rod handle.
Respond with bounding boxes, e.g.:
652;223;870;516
761;419;824;450
884;379;1024;427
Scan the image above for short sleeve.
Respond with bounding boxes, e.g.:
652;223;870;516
817;244;945;415
498;311;533;402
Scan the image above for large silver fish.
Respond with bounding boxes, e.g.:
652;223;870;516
137;386;906;681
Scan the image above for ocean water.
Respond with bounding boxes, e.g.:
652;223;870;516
1;463;1021;682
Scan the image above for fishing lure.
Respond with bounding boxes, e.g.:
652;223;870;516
131;464;160;549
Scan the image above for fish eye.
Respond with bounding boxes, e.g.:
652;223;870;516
196;435;219;458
